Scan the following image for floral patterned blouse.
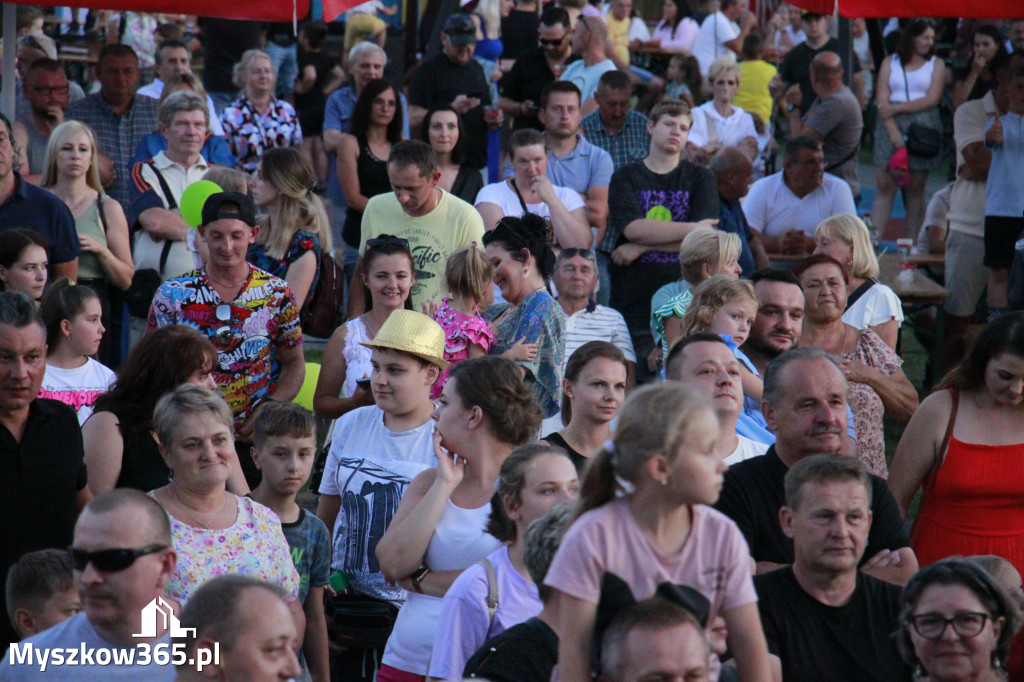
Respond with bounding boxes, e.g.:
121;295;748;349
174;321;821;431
220;95;303;172
841;328;902;479
485;290;566;419
248;230;322;312
159;494;301;604
432;298;496;399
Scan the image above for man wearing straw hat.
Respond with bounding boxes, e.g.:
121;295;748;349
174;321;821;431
316;309;448;677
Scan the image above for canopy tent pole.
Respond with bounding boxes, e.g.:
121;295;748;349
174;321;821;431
3;3;17;120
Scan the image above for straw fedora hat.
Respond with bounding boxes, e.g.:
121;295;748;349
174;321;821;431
360;310;450;370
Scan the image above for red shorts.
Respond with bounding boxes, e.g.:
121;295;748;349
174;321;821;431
376;664;426;682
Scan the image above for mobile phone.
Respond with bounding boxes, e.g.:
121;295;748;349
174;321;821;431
467;91;484;100
356;378;371;390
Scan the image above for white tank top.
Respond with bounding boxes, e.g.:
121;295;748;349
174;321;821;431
381;498;501;674
342;316;373;398
888;54;935;103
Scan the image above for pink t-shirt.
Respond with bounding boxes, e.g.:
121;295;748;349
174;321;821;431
544;497;756;617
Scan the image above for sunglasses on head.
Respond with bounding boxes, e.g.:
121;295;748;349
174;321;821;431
558;247;596;261
214;303;233;344
366;235;410;250
69;544;168;573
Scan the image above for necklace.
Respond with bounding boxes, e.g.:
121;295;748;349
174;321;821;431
207;268;249;288
361;312;381;338
55;187;95;214
167;486;230;529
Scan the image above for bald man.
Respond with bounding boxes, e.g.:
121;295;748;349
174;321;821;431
784;51;863;198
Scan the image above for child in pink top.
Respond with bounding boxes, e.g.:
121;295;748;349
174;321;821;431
432;245;496;399
544;383;772;682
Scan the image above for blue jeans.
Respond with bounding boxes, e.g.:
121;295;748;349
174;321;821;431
264;42;298;97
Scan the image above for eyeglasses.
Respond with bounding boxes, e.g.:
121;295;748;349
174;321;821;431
366;235;410;250
713;80;737;86
558;247;596;261
214;303;233;344
906;612;991;640
29;86;70;96
69;544;168;572
539;35;568;46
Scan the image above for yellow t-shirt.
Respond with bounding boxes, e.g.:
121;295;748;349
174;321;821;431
606;14;631;65
735;60;777;124
360;189;486;309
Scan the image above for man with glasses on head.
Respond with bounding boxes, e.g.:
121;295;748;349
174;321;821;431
499;6;576;132
559;16;616;115
1;489;178;678
0;291;89;649
754;454;911;681
11;59;70;184
147;192;304;491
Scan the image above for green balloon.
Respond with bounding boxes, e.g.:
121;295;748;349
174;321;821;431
293;362;321;412
180;180;223;228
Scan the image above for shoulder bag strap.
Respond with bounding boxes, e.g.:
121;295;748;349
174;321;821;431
147;161;179;211
476;557;499;627
844;279;876;310
96;192;108;236
509;178;530;216
911;388;958;535
824;145;860;174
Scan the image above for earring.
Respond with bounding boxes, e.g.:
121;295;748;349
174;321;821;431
524;268;529;276
660;477;668;486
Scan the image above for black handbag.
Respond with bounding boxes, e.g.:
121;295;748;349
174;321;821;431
906;123;942;159
327;593;399;650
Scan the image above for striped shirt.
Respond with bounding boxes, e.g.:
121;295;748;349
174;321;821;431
562;301;637;367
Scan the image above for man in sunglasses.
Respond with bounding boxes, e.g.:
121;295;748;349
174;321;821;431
754;454;910;682
1;490;178;679
0;291;89;650
148;192;305;490
11;59;70;184
499;6;575;132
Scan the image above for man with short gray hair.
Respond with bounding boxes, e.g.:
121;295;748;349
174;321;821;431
599;598;711;682
715;347;917;585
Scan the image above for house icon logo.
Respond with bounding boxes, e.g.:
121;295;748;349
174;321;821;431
134;597;196;638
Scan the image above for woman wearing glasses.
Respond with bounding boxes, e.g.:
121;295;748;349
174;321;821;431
685;56;759;165
149;384;301;613
898;558;1018;682
248;147;332;313
313;235;415;419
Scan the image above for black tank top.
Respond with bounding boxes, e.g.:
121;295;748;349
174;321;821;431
344;134;392;248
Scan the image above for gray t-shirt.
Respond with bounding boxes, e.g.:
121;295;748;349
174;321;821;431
803;86;863;197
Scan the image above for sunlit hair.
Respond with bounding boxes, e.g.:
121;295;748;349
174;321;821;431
255;147;333;259
158;89;209;131
232;49;273;91
445;245;493;304
487;443;575;543
707;55;740;86
40;121;102;191
678;227;741;284
680;275;757;337
814;213;879;279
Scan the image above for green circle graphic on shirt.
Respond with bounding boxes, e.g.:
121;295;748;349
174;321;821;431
646;205;672;222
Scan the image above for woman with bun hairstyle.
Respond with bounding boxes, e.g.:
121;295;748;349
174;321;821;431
483;213;567;418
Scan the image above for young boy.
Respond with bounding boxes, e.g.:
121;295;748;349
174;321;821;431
5;549;80;639
250;402;331;682
315;310;447;680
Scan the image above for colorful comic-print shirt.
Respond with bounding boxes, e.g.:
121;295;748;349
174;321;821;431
219;95;303;172
146;265;302;433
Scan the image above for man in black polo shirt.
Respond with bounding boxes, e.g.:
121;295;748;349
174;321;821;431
499;6;575;131
714;347;917;585
0;292;89;647
756;454;911;682
0;113;79;281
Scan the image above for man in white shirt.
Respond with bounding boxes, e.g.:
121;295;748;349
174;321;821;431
136;40;223;136
742;136;856;254
692;0;756;78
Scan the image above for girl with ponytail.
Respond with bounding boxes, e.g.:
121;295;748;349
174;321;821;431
544;382;773;682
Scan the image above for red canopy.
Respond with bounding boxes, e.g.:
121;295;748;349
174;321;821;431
787;0;1023;19
7;0;366;23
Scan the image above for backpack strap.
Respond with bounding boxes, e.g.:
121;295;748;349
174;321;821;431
477;558;499;627
147;161;179;211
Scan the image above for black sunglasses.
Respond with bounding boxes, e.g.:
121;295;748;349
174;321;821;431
214;303;233;345
366;235;410;250
559;247;596;261
539;35;567;46
69;544;168;573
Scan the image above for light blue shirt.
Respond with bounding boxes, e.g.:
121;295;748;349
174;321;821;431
985;112;1024;218
559;59;616;104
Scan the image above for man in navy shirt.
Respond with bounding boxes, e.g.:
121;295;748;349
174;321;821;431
0;113;79;281
710;146;768;276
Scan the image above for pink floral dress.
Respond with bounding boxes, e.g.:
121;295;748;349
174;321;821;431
841;328;902;479
432;298;495;399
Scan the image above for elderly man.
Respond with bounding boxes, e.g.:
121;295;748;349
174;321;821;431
710;146;769;277
148;192;305;490
715;347;917;585
560;16;616;114
136;40;223;137
599;598;711;682
581;71;651;172
756;454;911;681
66;44;159;205
741;136;856;254
499;6;575;132
408;14;493;169
349;140;485;316
666;332;769;463
0;114;79;281
173;576;302;682
0;490;175;679
12;59;70;184
0;292;89;647
785;52;863;198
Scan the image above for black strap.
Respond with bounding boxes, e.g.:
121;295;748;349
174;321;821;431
96;193;108;236
147;162;179;210
509;178;530;215
824;145;859;173
845;278;877;310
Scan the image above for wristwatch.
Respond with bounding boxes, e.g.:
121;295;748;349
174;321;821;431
786;102;797;113
410;566;431;593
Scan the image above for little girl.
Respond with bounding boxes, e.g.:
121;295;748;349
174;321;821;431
665;54;703;108
432;245;496;399
544;383;772;682
38;279;115;424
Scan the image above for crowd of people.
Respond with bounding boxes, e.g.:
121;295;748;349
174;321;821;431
1;3;1024;682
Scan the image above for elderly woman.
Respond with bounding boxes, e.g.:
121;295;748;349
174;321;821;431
149;384;300;614
475;128;590;249
813;213;903;350
220;49;303;173
898;558;1019;682
686;56;759;164
795;254;918;478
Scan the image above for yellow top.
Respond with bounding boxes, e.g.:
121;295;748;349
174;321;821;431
735;59;778;124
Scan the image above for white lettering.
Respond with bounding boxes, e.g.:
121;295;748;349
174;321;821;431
9;643;32;666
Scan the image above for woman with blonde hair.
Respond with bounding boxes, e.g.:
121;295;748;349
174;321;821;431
41;120;134;365
248;147;332;312
686;56;760;164
813;212;903;350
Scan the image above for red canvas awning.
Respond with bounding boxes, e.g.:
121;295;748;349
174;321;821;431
787;0;1023;18
7;0;310;22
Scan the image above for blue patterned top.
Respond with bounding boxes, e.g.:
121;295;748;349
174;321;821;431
247;230;322;312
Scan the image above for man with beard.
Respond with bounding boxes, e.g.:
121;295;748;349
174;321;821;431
11;60;69;184
499;6;575;132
